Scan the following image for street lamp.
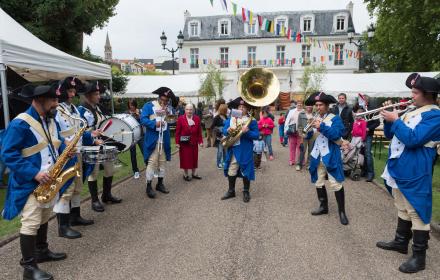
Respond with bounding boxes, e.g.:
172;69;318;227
160;30;184;75
347;24;375;47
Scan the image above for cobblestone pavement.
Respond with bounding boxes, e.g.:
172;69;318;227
1;138;439;280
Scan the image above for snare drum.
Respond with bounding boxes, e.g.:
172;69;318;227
98;114;142;152
81;145;118;164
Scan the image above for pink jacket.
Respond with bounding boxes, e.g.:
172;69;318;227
258;117;275;135
352;119;367;141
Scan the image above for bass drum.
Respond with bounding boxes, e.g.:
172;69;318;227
98;114;142;152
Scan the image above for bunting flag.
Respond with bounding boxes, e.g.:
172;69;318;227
296;33;301;43
270;21;274;33
262;19;268;31
242;8;247;22
257;15;263;28
287;28;291;40
276;24;280;35
221;0;228;11
232;2;237;16
249;11;253;24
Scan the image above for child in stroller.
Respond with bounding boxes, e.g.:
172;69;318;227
342;108;367;181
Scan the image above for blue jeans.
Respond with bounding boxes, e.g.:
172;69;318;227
216;143;225;167
263;134;273;156
365;135;374;179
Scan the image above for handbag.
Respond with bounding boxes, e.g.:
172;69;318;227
286;124;297;136
180;135;191;143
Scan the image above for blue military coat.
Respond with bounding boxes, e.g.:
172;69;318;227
1;106;75;220
222;117;259;181
308;114;345;184
140;101;172;162
383;106;440;224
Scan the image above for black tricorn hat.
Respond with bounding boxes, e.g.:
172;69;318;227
82;81;106;95
227;97;255;109
60;77;84;94
19;84;60;99
405;73;440;94
305;92;337;106
153;87;179;108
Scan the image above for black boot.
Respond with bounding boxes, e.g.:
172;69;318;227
399;230;429;273
335;187;349;225
57;213;81;239
376;218;412;254
102;176;122;204
146;181;156;199
221;176;236;200
156;177;169;194
70;207;94;226
35;223;67;263
20;234;53;280
88;181;104;212
311;186;328;215
243;178;251;203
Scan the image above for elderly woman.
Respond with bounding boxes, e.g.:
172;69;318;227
176;103;203;181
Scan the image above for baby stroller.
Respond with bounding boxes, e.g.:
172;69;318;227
342;137;365;181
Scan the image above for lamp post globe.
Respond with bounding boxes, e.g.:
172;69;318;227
160;31;167;49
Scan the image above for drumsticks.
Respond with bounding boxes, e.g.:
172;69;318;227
102;120;113;132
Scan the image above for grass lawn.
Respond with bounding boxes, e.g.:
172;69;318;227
373;142;440;223
0;138;176;239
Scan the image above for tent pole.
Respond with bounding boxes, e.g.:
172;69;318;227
0;64;10;127
109;76;114;116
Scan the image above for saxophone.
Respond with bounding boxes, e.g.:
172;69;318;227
33;110;86;203
221;116;253;149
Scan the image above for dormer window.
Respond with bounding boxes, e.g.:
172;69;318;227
245;20;257;35
336;17;345;31
275;16;288;30
300;14;315;33
218;18;231;36
188;20;201;37
333;13;348;32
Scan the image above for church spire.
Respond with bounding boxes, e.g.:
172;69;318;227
104;32;112;62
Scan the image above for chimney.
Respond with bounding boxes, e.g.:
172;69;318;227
184;10;191;20
346;1;354;16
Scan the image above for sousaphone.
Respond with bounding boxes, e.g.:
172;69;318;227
221;68;280;148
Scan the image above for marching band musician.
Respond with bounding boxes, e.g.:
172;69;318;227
221;97;259;203
305;92;349;225
78;81;122;212
377;73;440;273
53;77;99;239
141;87;178;199
1;85;74;280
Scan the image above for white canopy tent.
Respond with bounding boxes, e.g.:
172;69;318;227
293;72;439;101
124;74;206;103
0;8;112;126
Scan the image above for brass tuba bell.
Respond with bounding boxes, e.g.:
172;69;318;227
237;68;280;107
221;68;280;148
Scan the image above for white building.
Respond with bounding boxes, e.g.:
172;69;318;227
179;2;361;100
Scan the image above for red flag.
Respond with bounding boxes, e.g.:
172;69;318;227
242;8;247;22
287;28;291;40
257;15;263;27
296;33;301;43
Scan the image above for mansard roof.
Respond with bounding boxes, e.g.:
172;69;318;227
183;9;355;41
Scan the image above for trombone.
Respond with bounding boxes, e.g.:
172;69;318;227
354;100;414;122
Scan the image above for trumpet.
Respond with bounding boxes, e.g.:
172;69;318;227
354;100;414;122
303;112;321;134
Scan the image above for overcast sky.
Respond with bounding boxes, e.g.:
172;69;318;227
83;0;373;61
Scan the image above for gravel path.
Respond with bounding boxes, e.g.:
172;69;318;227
1;138;439;280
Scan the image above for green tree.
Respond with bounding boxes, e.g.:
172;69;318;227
199;64;226;102
364;0;440;71
0;0;119;56
299;64;327;99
